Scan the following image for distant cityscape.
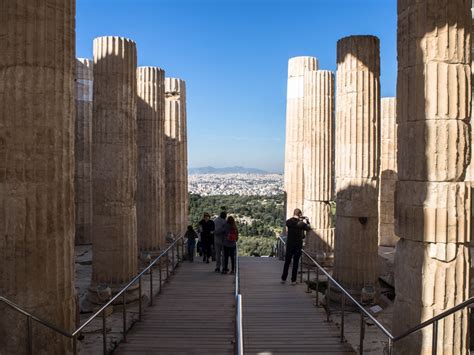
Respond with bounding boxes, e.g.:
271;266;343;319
188;169;284;196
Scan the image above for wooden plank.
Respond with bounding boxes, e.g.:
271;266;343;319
240;257;355;354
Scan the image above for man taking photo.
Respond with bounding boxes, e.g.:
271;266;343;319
281;208;311;285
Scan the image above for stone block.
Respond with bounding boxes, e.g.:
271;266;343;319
395;181;471;244
336;178;378;217
397;120;470;182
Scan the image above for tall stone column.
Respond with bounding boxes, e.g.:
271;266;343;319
303;70;335;255
0;1;76;353
164;78;188;237
393;1;471;353
378;97;398;247
137;66;166;251
75;58;93;245
90;37;138;297
333;36;380;297
284;56;318;218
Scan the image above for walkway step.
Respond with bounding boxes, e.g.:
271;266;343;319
115;259;235;354
240;257;355;354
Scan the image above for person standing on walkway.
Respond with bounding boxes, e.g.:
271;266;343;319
184;225;198;262
213;211;227;272
281;208;310;285
222;216;238;274
198;212;215;263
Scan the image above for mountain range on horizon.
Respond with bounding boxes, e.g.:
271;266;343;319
188;166;282;175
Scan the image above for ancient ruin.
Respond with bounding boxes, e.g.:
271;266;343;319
303;70;335;254
284;56;318;218
0;1;76;352
378;97;398;247
137;66;166;251
393;0;471;353
332;35;380;297
164;78;188;237
89;36;138;297
75;58;94;245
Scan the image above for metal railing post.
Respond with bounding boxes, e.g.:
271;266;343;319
150;266;154;306
159;263;162;292
359;313;365;354
387;338;393;355
299;253;303;283
138;277;142;321
315;266;319;307
171;246;175;274
27;315;32;355
432;321;438;355
73;335;77;355
340;293;345;343
122;293;127;342
102;310;107;354
326;280;331;322
166;251;170;281
306;263;311;293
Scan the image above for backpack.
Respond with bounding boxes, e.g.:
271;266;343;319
228;228;238;242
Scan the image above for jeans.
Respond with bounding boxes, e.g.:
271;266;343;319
223;246;236;272
202;238;212;261
214;242;224;270
281;244;302;282
187;241;196;261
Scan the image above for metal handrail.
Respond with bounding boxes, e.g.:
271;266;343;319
276;236;473;354
234;247;244;355
0;234;185;354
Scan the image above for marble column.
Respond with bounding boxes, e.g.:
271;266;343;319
303;70;335;255
378;97;398;247
393;1;471;353
164;78;188;238
0;1;76;352
284;56;318;219
75;58;93;245
333;35;380;297
90;36;138;298
137;66;166;251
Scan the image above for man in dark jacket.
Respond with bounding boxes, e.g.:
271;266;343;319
198;212;215;263
281;208;310;285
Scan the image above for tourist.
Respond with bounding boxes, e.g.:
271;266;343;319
281;208;311;285
222;216;239;274
184;225;198;262
198;212;215;263
213;210;227;272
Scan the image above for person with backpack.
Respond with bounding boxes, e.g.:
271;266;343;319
184;225;198;262
222;216;239;274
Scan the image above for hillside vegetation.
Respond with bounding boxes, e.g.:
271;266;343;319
188;193;285;256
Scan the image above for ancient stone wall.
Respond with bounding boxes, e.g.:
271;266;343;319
393;1;471;353
333;35;380;294
0;1;76;352
284;56;318;219
378;97;398;247
90;36;138;291
75;58;93;245
164;78;188;237
137;66;166;250
303;70;335;254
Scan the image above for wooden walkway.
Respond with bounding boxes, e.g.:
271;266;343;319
115;258;235;354
240;257;355;354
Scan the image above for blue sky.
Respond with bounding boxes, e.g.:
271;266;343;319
77;0;397;173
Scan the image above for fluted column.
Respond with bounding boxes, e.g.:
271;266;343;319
137;67;166;251
164;78;188;237
284;56;318;218
393;1;471;353
75;58;93;245
90;37;138;295
378;97;398;247
303;70;335;255
333;36;380;296
0;1;76;352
